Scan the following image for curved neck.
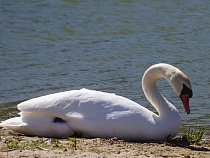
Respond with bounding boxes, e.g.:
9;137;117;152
142;64;179;118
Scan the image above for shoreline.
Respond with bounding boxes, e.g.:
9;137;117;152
0;128;210;158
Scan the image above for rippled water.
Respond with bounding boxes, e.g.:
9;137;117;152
1;0;210;135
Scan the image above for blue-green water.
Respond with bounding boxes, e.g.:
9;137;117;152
1;0;210;135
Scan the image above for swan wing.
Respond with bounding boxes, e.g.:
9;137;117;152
17;88;145;120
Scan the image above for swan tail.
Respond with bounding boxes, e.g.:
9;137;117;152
0;117;31;137
0;113;75;138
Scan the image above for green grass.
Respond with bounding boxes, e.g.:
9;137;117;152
6;138;21;150
68;137;80;150
29;138;49;149
5;137;49;150
2;136;80;151
183;127;206;144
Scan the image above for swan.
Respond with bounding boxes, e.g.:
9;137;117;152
0;63;193;141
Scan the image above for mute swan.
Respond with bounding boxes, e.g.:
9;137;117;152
0;63;193;141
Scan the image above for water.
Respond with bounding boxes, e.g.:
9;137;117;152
0;0;210;135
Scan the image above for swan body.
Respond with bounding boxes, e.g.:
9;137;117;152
0;63;193;141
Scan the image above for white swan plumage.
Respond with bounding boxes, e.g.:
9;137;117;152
0;63;193;141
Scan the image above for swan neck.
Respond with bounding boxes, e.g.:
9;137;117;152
142;65;178;117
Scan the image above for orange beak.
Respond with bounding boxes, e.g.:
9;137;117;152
180;94;190;114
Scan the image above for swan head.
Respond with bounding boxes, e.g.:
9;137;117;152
169;69;193;114
143;63;193;114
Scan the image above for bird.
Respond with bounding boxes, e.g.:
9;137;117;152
0;63;193;141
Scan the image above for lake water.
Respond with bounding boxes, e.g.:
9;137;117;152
1;0;210;135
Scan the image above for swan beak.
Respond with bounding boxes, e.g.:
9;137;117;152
180;94;190;114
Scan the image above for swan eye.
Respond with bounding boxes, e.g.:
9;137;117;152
53;117;66;123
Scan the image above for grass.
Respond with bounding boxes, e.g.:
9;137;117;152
183;127;206;144
5;137;49;150
6;138;21;150
68;137;80;150
1;136;80;151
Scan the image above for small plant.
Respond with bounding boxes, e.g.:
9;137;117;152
2;135;81;151
51;139;61;147
6;138;21;150
183;127;205;144
5;137;49;150
68;137;80;150
29;138;48;149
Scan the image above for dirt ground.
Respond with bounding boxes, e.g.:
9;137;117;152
0;128;210;158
